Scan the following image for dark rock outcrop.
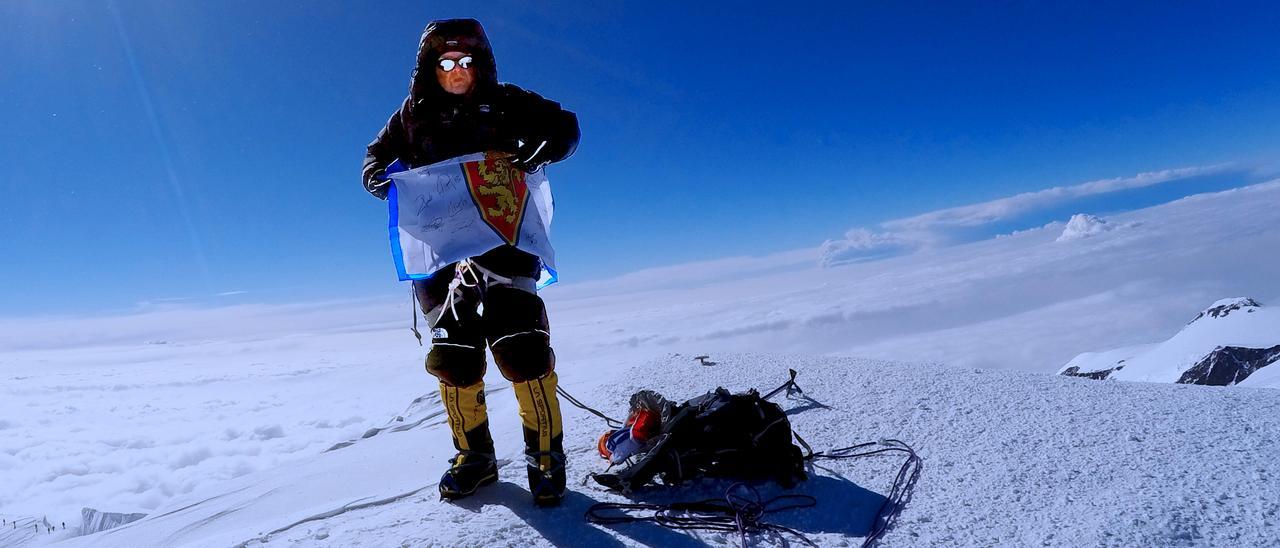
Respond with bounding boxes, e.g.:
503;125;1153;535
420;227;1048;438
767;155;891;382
1060;363;1123;380
1176;344;1280;386
1188;298;1261;324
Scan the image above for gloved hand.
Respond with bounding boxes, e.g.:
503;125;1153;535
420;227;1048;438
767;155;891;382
509;138;552;174
364;168;391;200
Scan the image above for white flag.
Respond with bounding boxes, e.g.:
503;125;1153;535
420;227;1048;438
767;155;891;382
387;152;557;287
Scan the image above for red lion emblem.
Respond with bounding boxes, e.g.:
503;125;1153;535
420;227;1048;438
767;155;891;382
462;152;529;245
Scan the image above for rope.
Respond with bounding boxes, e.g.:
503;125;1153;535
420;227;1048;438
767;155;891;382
442;260;482;324
409;260;483;347
570;369;922;548
586;482;819;547
409;284;423;346
808;439;923;548
556;384;625;429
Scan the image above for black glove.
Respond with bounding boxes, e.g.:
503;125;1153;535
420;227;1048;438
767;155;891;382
509;138;553;174
364;168;390;200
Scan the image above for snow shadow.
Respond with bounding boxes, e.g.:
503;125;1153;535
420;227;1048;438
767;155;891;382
781;393;832;416
772;474;885;538
451;481;702;547
609;475;886;544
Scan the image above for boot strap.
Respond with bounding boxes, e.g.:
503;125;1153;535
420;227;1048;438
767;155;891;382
525;451;566;476
450;450;496;470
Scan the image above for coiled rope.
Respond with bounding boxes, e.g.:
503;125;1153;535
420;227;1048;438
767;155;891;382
587;482;819;547
563;369;922;548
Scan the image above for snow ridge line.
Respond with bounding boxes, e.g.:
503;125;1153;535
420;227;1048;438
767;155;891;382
322;409;446;452
230;484;438;548
326;386;512;452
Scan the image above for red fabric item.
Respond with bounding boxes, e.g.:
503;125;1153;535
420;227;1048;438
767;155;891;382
597;431;613;459
630;409;660;442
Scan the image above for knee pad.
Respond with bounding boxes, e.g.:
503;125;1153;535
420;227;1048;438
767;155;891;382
427;344;487;387
484;286;554;382
491;336;556;383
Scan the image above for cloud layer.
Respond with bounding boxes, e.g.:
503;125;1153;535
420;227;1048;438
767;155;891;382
882;165;1234;232
819;229;918;267
821;164;1252;266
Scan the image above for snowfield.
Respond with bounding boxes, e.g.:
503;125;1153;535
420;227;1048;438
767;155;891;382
2;179;1279;545
13;354;1280;547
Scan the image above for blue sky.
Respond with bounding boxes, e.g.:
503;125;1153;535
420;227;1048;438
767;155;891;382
2;1;1278;315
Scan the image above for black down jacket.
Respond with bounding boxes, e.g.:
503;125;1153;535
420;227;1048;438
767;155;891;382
362;18;580;198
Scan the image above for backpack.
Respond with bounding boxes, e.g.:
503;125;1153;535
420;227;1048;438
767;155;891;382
592;387;808;492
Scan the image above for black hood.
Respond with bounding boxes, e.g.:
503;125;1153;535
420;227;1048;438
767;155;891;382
409;19;498;109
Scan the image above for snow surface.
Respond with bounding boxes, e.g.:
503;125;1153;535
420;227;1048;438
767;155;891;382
1061;297;1280;386
2;181;1279;545
14;354;1280;547
1242;358;1280;388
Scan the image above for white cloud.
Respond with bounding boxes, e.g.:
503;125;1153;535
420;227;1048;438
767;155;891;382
819;229;919;266
821;164;1241;267
1054;213;1143;242
883;164;1234;231
0;297;402;351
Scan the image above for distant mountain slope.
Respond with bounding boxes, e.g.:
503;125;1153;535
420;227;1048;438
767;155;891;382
1060;298;1280;387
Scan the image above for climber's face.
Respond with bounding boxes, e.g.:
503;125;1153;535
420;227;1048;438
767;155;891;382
436;51;475;95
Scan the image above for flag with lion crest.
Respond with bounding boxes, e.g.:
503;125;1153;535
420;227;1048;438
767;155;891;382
387;152;557;287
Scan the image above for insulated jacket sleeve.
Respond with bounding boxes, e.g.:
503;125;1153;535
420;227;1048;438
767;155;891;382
362;98;410;199
505;86;580;166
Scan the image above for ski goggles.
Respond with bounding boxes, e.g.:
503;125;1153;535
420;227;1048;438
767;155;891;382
437;56;474;72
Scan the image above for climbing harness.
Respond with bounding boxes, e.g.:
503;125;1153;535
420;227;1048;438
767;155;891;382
408;258;541;346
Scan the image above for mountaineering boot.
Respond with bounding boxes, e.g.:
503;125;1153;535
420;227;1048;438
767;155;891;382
513;372;566;506
438;380;498;500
